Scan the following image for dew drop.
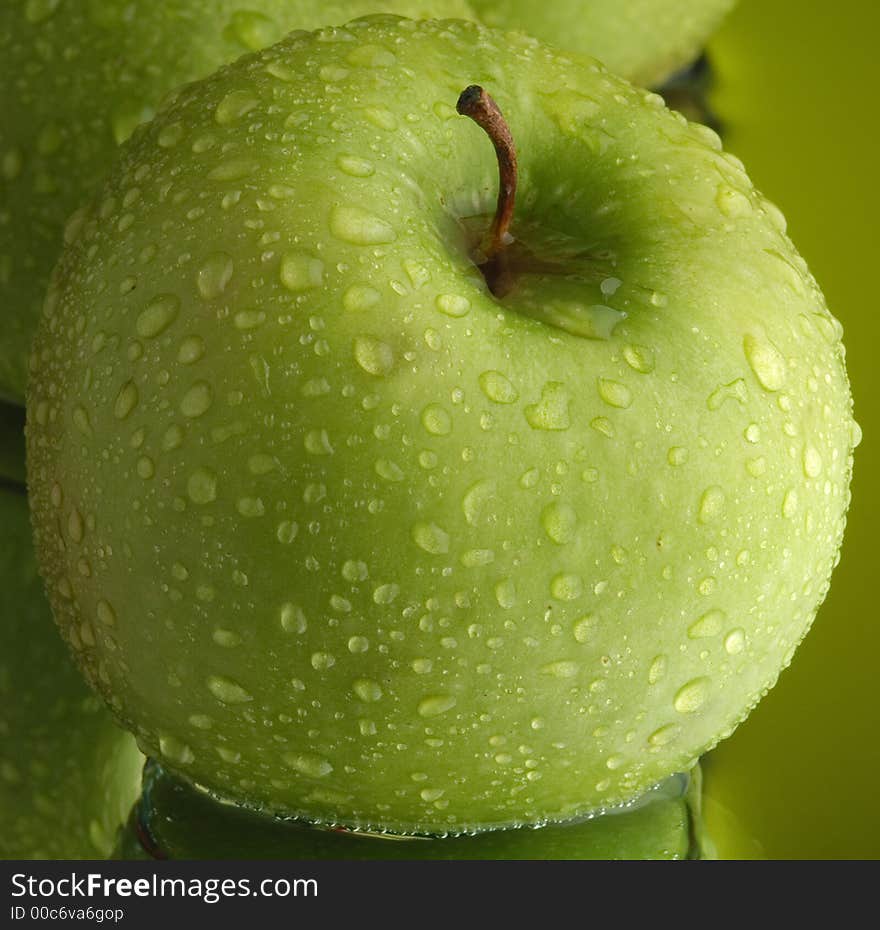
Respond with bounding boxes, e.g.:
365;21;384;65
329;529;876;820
525;382;570;431
688;609;725;639
353;335;394;376
623;344;655;373
435;294;470;318
159;735;194;765
343;284;381;312
197;252;234;299
541;501;577;544
215;89;259;125
206;675;253;704
698;486;725;524
304;429;333;455
412;522;449;555
96;601;117;627
539;660;579;678
114;380;139;420
180;381;213;418
336;155;375;177
417;695;457;717
280;252;324;291
330;205;395;245
187;467;217;504
597;378;632;409
353;679;383;702
284;753;333;778
803;444;823;478
743;334;786;391
137;295;180;338
375;459;404;482
551;574;583;601
421;404;452;435
673;678;710;714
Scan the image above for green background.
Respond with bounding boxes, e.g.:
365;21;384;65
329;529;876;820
703;0;879;858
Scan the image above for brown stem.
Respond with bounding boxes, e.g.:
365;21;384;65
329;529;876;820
457;85;517;295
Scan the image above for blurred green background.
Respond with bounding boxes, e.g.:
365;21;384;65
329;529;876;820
703;0;879;858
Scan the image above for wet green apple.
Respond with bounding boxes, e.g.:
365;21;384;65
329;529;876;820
0;484;144;859
0;0;474;404
28;17;856;835
468;0;735;87
116;761;703;860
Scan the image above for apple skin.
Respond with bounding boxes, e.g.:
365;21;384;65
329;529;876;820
0;0;474;405
27;18;856;834
0;485;144;859
467;0;735;88
116;761;701;860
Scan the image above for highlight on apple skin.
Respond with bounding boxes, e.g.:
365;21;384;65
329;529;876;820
0;484;144;859
27;17;857;835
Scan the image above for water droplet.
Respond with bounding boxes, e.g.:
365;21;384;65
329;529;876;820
280;252;323;291
72;405;93;436
648;724;680;747
215;89;259;125
743;334;786;391
421;404;451;435
337;155;375;177
412;522;449;555
540;660;579;678
418;695;457;717
278;603;307;634
136;456;155;479
197;253;234;299
67;508;84;543
688;609;725;639
187;467;217;504
330;205;395;245
137;295;179;338
180;381;213;418
341;560;368;583
667;446;688;467
716;185;752;218
284;753;333;778
276;520;299;544
158;122;184;148
343;284;381;312
551;574;583;601
597;378;632;409
673;678;710;714
208;157;259;181
236;497;264;517
435;294;470;318
698;486;725;523
353;335;394;376
623;344;655;373
525;382;570;431
311;652;336;671
461;549;494;567
648;655;667;684
114;380;139;420
206;675;253;704
176;335;205;365
478;370;518;404
96;600;117;627
213;629;242;648
721;628;745;655
803;444;822;478
707;378;747;410
541;501;577;544
782;488;798;518
304;429;333;455
353;679;383;702
159;735;194;765
373;583;400;605
462;479;496;527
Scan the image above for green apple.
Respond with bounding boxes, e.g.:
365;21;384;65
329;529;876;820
27;17;856;835
468;0;735;88
116;761;703;859
0;484;144;859
0;0;474;405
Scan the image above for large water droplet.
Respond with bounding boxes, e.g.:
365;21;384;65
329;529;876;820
206;675;253;704
280;252;323;291
541;501;577;544
417;695;456;717
330;205;395;245
353;335;394;376
137;295;180;338
525;382;570;431
197;253;234;299
284;753;333;778
215;89;259;125
187;467;217;504
673;678;710;714
743;334;786;391
412;522;450;555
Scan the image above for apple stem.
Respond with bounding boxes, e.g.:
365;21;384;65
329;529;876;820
456;85;517;296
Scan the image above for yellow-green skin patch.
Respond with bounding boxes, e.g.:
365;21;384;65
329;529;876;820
27;18;856;834
0;486;143;859
0;0;474;403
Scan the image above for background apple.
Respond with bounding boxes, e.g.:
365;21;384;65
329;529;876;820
0;403;25;485
0;0;476;405
27;17;856;835
468;0;736;88
116;761;703;859
698;0;878;859
0;482;143;859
